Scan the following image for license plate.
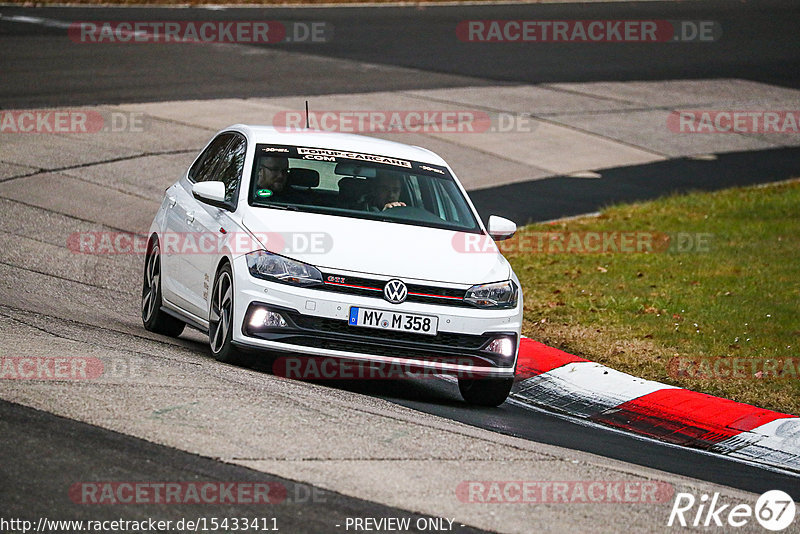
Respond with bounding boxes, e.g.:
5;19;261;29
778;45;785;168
348;307;438;336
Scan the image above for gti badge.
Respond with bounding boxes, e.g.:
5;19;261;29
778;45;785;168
383;279;408;304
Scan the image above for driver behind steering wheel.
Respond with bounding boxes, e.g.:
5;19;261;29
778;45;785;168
360;170;407;212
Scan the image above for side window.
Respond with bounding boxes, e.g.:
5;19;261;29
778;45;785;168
215;135;247;204
188;133;234;183
434;179;470;224
406;175;424;208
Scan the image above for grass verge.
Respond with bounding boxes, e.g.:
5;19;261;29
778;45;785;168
508;179;800;415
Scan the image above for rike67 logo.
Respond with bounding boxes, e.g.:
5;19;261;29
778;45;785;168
668;490;796;531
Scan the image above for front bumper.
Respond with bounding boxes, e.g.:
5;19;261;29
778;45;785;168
231;258;521;378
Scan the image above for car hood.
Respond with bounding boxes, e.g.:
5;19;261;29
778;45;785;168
241;208;510;285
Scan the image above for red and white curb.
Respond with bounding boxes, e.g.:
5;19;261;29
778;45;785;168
512;337;800;474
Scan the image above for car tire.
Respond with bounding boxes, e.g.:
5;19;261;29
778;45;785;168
142;241;186;337
209;262;244;364
458;376;514;407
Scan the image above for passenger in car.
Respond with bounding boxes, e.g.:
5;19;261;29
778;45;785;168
255;156;289;194
255;157;310;203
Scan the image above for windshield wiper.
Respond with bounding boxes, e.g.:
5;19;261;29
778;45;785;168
259;203;299;211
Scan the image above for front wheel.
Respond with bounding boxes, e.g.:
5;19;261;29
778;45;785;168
209;263;244;364
458;376;514;407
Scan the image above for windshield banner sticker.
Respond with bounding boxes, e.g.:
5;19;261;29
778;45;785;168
297;147;412;169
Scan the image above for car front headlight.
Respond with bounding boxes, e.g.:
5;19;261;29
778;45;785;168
465;280;518;309
246;250;323;287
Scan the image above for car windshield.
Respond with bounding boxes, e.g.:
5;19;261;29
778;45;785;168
248;144;481;233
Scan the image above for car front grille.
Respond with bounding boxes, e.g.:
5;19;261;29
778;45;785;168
317;272;472;308
285;311;491;349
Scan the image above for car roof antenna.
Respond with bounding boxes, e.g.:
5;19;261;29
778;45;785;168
305;100;310;129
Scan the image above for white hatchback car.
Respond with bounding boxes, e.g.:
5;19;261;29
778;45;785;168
143;125;522;406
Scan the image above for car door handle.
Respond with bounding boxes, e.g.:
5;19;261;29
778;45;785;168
167;196;176;208
186;211;194;224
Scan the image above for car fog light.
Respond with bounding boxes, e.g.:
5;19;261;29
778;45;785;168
486;337;514;358
249;308;287;328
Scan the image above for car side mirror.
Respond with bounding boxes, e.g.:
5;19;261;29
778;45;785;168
192;181;231;210
487;215;516;240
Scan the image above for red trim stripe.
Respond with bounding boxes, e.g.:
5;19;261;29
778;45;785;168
408;291;462;300
325;281;462;300
325;281;381;291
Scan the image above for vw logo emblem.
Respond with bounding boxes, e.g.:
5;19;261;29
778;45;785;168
383;279;407;304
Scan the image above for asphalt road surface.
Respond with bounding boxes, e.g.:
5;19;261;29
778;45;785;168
1;0;799;108
0;399;488;534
